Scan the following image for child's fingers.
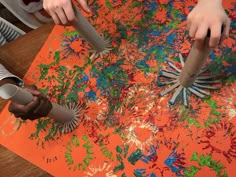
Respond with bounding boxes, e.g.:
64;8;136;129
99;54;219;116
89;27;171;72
49;12;60;24
209;23;221;48
43;1;60;25
195;24;208;40
77;0;91;13
24;86;41;96
8;96;40;119
32;95;49;115
189;23;198;38
195;24;208;50
63;2;75;22
56;8;69;25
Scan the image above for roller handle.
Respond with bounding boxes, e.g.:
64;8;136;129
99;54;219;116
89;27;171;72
0;84;75;123
0;84;33;105
71;4;107;52
179;26;224;88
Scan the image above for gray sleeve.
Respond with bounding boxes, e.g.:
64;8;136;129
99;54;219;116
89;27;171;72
0;64;24;87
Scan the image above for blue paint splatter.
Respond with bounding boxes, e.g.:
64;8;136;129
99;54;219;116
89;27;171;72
209;52;216;60
141;146;157;164
134;168;157;177
164;150;185;176
136;60;150;71
166;33;176;45
84;90;97;101
144;1;158;11
151;30;161;36
75;74;89;87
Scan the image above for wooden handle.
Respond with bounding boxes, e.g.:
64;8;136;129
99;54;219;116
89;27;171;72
179;40;211;87
72;4;107;52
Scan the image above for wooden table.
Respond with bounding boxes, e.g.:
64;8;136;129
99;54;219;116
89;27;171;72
0;23;54;177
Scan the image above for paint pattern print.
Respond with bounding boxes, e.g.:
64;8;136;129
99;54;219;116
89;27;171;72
0;0;236;177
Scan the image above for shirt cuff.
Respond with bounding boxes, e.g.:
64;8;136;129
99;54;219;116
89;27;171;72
0;64;24;87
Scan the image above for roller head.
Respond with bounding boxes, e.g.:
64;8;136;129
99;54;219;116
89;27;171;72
158;53;220;106
54;102;87;134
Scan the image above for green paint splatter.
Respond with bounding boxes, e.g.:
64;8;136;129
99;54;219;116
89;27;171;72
29;119;50;139
63;30;79;37
186;117;203;128
168;20;181;29
203;98;222;127
105;0;113;9
98;134;115;161
206;98;221;116
113;145;145;175
179;106;203;128
113;145;130;172
15;119;27;131
184;165;201;177
54;51;60;63
113;162;125;172
29;119;62;148
39;87;49;95
128;149;143;165
65;135;94;171
190;152;199;161
205;117;220;128
184;153;228;177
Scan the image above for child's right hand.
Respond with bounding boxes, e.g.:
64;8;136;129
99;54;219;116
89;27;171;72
187;0;230;49
43;0;91;25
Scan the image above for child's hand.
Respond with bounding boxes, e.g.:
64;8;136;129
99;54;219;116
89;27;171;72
43;0;91;25
187;0;230;49
8;85;52;120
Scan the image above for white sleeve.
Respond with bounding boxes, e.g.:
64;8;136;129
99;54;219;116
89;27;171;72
0;64;24;87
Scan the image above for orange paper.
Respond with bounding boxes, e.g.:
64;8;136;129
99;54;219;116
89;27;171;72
0;1;236;177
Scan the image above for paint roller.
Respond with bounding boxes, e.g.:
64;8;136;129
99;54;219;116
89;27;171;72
0;83;83;133
158;28;223;106
71;4;112;57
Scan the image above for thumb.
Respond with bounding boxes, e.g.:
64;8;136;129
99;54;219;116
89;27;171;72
76;0;91;13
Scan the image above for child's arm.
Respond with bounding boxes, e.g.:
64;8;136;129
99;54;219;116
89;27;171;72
43;0;91;25
187;0;230;48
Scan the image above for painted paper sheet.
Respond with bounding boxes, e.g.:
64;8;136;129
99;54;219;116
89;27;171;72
0;0;236;176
